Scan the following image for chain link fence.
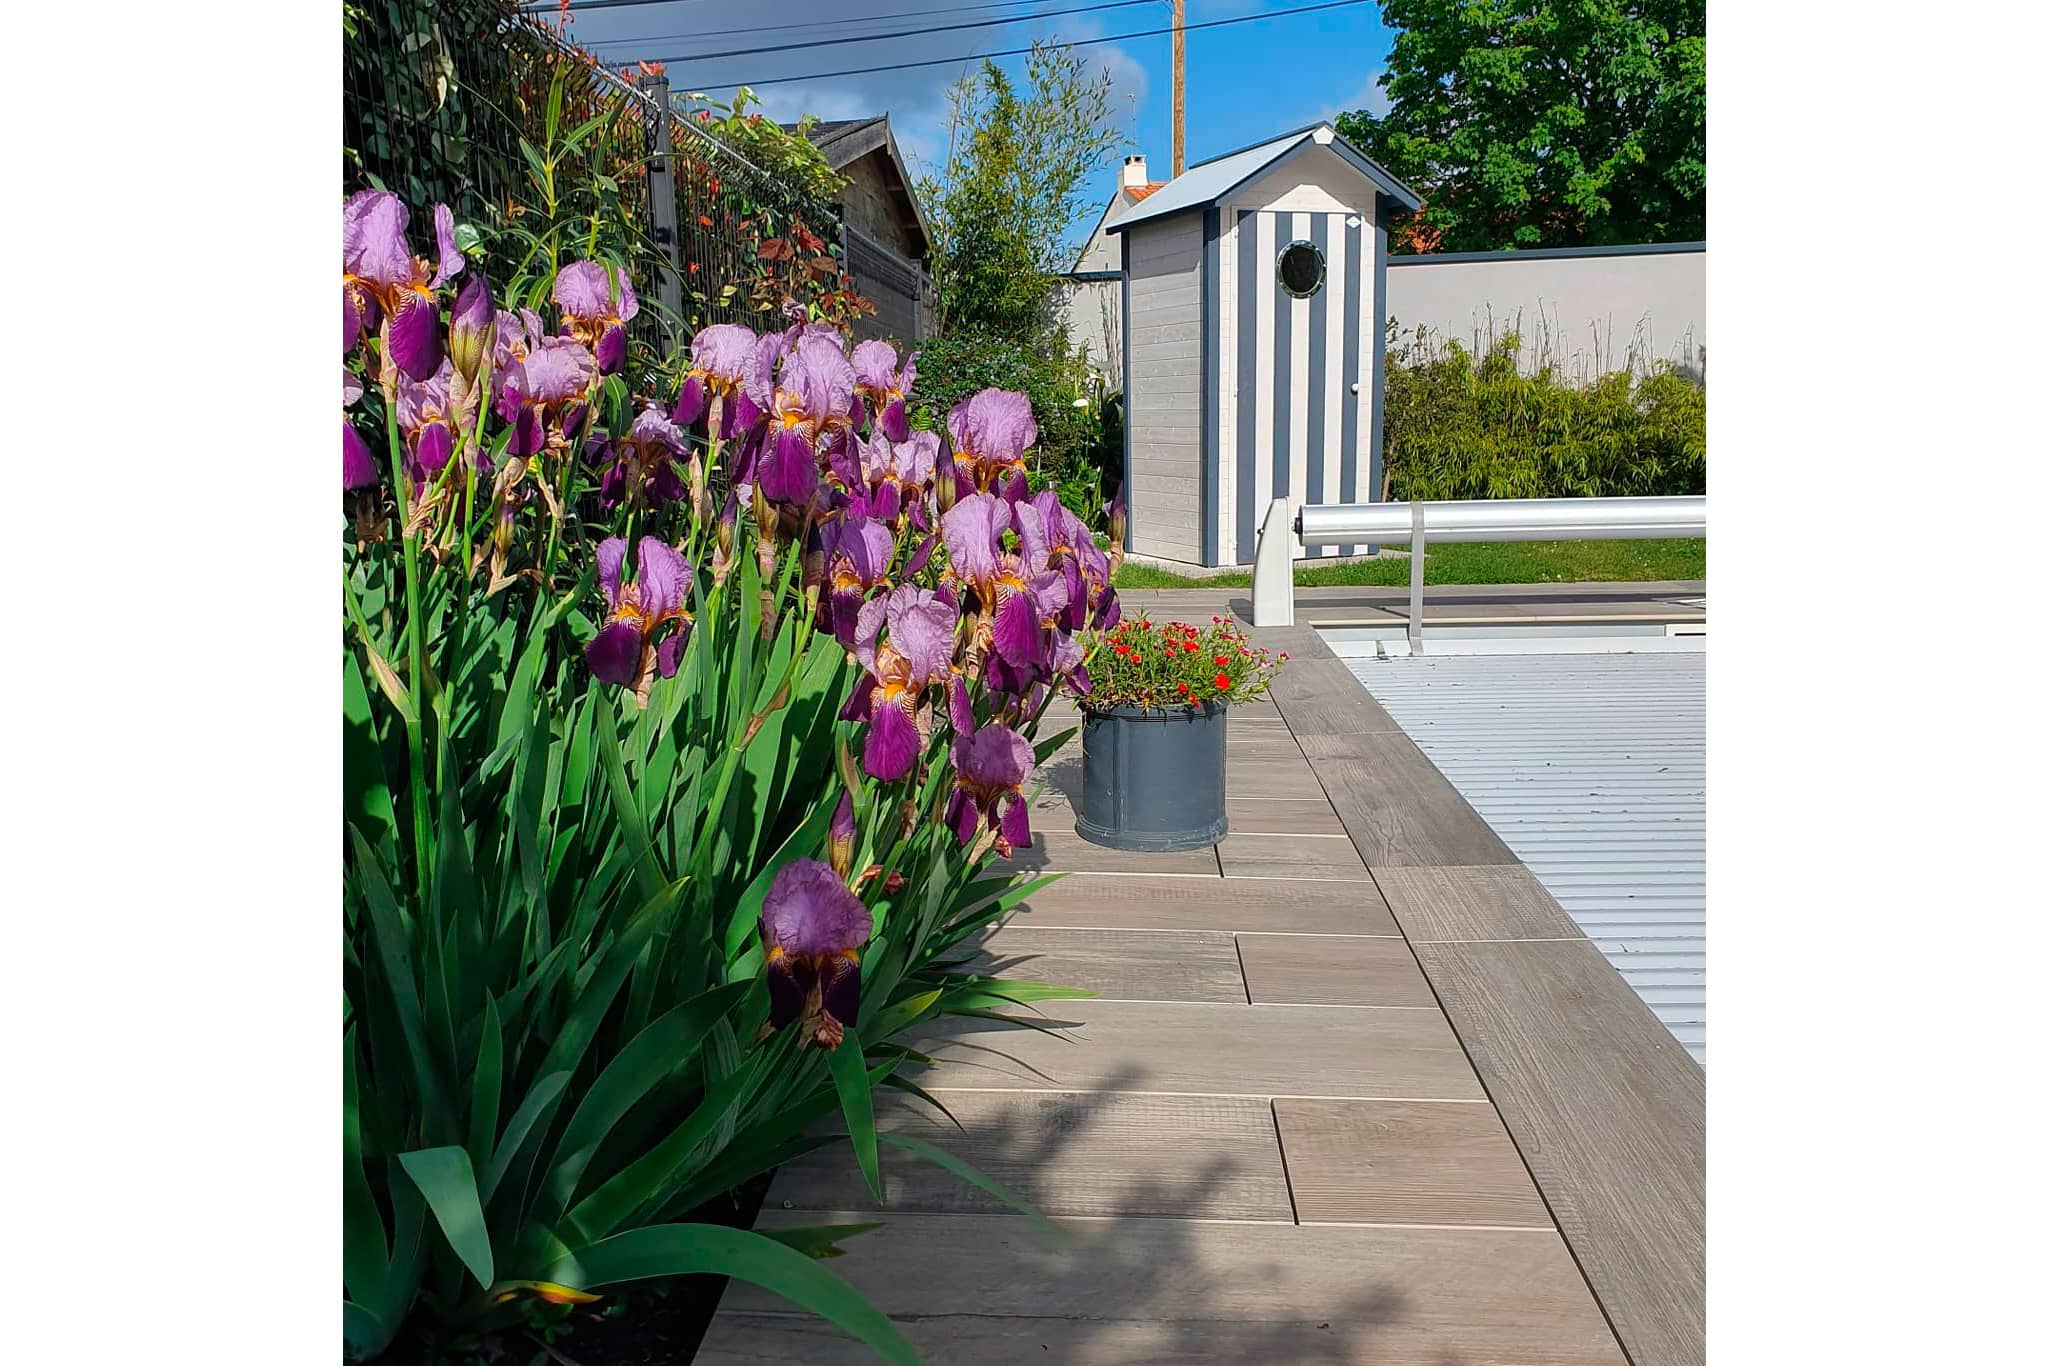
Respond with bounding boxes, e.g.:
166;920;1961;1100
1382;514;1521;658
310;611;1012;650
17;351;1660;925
344;1;932;348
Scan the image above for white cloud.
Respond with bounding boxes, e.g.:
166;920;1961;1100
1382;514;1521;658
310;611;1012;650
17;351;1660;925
1325;67;1391;122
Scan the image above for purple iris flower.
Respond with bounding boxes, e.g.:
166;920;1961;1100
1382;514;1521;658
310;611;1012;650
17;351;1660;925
395;360;460;484
554;262;639;375
759;857;873;1051
597;403;692;512
856;430;938;527
675;323;757;429
850;339;917;442
758;337;855;508
585;536;694;705
843;585;960;781
448;275;495;381
942;493;1064;675
827;793;857;880
342;190;462;380
497;335;597;457
945;389;1037;495
945;724;1035;856
824;516;897;650
342;366;376;492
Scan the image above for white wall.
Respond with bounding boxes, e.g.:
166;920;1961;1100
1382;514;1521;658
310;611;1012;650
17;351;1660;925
1053;278;1121;379
1123;212;1205;565
1385;246;1704;381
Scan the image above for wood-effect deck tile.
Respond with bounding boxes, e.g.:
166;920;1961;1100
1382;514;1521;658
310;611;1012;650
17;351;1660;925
1000;872;1401;936
770;1091;1292;1219
1410;937;1704;1366
960;927;1246;1003
701;1214;1628;1365
904;1000;1485;1100
1295;732;1519;867
1274;1098;1553;1228
1218;831;1376;880
1237;933;1437;1006
1371;864;1586;942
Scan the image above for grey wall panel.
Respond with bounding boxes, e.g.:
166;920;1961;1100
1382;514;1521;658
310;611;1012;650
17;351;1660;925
1385;245;1705;381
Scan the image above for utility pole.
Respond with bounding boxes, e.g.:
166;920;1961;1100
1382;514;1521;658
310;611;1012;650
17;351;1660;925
1171;0;1186;176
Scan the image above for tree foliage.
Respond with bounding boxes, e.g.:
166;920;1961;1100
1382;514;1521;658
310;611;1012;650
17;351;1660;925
1337;1;1704;252
918;44;1124;341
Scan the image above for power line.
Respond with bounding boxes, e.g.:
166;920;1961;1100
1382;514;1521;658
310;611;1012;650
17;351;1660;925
520;0;723;12
574;0;1156;68
578;0;1143;49
633;0;1374;88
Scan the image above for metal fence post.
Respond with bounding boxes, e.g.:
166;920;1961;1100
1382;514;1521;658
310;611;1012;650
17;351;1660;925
643;77;684;321
1408;499;1426;655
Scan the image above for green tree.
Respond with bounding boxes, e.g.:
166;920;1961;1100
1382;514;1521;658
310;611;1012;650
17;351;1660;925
1337;1;1704;252
919;43;1124;341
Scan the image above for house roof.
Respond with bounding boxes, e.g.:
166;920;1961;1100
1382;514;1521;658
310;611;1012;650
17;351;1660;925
781;115;932;257
1106;122;1421;234
1068;180;1172;272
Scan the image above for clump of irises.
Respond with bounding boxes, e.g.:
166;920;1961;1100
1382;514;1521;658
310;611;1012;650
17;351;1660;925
343;192;1119;1051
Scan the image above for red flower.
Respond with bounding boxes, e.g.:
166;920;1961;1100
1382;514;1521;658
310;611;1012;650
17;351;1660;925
1177;682;1190;694
1214;673;1231;690
1214;655;1229;666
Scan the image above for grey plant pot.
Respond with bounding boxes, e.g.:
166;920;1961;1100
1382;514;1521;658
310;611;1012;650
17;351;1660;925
1075;700;1229;852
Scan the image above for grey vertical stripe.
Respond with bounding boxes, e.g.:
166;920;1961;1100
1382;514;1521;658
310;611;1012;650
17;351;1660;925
1370;208;1389;513
1201;208;1221;567
1271;217;1291;502
1304;215;1329;558
1340;216;1362;556
1235;210;1258;564
1120;231;1133;553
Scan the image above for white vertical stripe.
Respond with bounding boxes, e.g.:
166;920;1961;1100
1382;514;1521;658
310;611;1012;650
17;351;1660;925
1320;218;1346;527
1217;218;1236;562
1310;216;1343;557
1287;211;1311;536
1360;225;1377;501
1253;212;1275;524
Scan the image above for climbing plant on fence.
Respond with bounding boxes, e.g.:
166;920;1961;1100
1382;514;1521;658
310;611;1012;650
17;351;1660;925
343;0;871;380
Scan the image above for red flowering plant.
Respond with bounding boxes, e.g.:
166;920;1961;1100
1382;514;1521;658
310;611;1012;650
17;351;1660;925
1081;615;1287;712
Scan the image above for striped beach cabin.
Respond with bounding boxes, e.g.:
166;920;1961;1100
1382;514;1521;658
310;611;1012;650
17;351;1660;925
1107;123;1422;567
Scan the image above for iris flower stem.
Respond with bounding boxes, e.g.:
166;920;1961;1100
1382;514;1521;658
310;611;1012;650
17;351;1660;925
382;391;434;903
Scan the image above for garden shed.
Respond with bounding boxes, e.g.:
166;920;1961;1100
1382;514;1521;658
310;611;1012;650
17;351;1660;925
1108;122;1422;567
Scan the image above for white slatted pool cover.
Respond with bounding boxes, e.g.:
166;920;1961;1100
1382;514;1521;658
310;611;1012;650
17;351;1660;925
1345;651;1706;1061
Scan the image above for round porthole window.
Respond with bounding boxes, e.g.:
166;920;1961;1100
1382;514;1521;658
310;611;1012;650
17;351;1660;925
1276;239;1325;298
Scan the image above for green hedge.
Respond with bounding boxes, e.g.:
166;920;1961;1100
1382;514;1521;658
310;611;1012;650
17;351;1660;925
908;329;1118;521
1382;330;1706;502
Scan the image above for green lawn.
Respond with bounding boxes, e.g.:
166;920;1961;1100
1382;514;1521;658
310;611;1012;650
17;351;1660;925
1112;539;1706;590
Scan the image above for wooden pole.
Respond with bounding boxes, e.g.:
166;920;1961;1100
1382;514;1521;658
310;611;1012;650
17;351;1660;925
1172;0;1186;176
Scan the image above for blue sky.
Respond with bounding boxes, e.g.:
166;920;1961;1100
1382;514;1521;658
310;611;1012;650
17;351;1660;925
552;0;1397;253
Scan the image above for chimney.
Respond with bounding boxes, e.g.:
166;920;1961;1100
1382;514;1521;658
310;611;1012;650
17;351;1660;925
1120;155;1149;191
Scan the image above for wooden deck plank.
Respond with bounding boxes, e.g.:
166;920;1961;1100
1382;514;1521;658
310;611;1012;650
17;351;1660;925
1027;789;1349;837
703;1215;1628;1366
1009;829;1220;877
1411;937;1704;1366
1274;1098;1554;1228
769;1091;1292;1219
1295;732;1520;867
1001;872;1402;936
904;1000;1485;1100
1264;654;1405;737
960;927;1247;1002
1218;831;1376;880
1372;864;1587;942
1237;933;1437;1007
